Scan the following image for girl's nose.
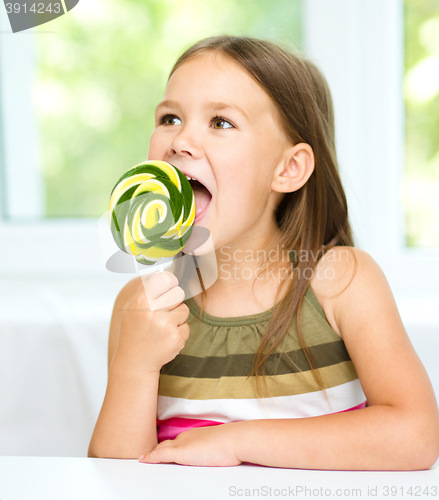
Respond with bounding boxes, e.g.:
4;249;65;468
167;128;203;159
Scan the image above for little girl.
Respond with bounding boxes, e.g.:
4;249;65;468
88;35;439;470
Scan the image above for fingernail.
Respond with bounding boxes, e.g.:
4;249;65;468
139;455;145;461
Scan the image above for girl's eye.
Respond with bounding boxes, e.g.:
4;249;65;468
161;114;182;126
212;117;233;129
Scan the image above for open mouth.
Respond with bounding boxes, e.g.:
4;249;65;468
189;179;212;223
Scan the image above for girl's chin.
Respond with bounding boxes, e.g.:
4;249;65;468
183;224;214;256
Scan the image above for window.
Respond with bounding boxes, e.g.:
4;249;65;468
0;0;302;277
303;0;438;297
1;0;438;298
403;0;439;248
2;0;302;219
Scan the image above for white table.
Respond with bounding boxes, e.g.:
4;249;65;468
0;457;438;500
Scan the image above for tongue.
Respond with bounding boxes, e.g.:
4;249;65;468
192;184;211;217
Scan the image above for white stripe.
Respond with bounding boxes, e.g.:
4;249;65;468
158;379;366;422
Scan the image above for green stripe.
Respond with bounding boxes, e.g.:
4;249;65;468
160;340;351;378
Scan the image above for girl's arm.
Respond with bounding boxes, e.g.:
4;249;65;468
140;248;439;470
88;274;189;459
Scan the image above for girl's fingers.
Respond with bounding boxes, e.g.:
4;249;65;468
148;286;185;312
142;272;179;301
170;305;191;331
154;439;175;449
140;448;174;464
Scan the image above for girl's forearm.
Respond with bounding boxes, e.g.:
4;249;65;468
88;354;160;459
229;406;439;470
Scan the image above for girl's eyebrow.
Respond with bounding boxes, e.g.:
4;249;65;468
205;101;249;120
154;100;248;119
155;100;178;117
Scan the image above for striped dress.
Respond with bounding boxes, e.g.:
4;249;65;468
157;285;367;442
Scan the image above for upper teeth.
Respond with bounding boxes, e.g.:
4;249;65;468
185;175;195;181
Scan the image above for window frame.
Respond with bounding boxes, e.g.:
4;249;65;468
303;0;439;298
1;0;438;295
0;6;111;279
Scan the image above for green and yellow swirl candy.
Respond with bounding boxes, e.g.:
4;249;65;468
108;160;195;266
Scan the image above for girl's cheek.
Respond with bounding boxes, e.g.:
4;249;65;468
148;135;166;157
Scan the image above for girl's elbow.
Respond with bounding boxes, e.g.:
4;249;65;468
419;430;439;470
410;440;439;470
87;443;99;458
87;441;113;459
404;416;439;470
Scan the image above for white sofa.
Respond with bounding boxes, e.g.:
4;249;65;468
0;277;438;457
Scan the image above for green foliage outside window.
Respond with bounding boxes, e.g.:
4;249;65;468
404;0;439;248
33;0;438;250
34;0;302;218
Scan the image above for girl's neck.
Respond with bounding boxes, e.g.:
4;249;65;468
193;251;293;317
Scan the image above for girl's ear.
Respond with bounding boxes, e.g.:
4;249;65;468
271;143;315;193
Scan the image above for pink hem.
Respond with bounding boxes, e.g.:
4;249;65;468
157;417;223;442
157;401;368;443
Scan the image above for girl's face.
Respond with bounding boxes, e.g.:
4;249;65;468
148;51;291;253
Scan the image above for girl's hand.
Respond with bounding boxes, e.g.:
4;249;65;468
139;424;242;467
113;271;190;374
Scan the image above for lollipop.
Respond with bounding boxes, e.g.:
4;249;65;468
108;160;195;266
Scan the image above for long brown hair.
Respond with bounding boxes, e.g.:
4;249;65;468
169;35;357;398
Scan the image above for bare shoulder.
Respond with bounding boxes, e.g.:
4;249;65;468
107;276;142;368
311;246;439;460
309;246;383;338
